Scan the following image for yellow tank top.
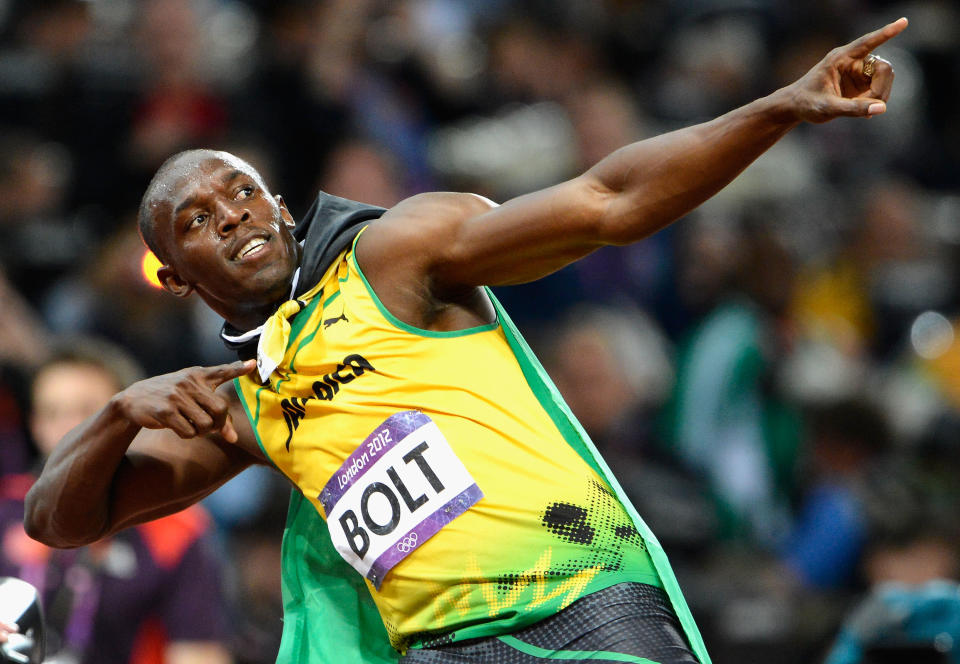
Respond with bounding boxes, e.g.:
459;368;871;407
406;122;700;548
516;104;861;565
234;231;660;649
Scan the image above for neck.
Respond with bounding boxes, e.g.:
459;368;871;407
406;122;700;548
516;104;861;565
225;298;289;332
205;275;298;333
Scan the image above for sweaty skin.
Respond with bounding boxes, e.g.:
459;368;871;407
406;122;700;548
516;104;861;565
24;19;906;548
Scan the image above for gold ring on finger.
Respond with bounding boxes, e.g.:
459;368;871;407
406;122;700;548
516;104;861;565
862;53;877;78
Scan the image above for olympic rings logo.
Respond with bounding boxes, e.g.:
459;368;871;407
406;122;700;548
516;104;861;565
396;533;419;553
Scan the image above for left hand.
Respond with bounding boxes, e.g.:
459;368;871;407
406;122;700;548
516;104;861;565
787;17;907;123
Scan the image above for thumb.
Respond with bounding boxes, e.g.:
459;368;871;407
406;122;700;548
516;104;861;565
817;96;886;120
220;413;239;444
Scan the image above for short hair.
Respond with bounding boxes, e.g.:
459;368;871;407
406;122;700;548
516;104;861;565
33;336;145;394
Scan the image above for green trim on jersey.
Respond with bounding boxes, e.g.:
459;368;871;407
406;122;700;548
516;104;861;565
485;289;710;664
233;379;282;474
286;293;324;349
497;635;661;663
351;248;499;338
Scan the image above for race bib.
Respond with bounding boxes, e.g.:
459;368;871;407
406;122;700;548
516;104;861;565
319;411;483;589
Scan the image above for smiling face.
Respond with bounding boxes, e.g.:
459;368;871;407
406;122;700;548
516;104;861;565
144;150;302;328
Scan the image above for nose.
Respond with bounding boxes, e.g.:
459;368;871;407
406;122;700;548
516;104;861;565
215;200;250;237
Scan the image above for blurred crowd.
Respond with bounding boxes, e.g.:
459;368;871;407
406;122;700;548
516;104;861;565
0;0;959;662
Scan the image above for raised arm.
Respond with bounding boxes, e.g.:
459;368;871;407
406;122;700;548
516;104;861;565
360;18;906;302
24;360;262;548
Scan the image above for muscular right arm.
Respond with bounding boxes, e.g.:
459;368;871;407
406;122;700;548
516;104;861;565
24;360;263;548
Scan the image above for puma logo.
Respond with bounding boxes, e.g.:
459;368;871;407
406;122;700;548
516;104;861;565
324;313;349;329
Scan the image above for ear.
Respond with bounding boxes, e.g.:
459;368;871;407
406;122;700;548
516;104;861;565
276;195;295;228
157;265;194;298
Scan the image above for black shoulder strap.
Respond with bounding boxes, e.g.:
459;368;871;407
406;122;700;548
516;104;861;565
292;192;386;298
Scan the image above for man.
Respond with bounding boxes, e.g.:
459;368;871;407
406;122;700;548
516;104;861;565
2;339;232;664
22;19;906;664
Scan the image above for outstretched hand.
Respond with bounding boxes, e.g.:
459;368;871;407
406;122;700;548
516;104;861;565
788;17;907;123
115;360;256;443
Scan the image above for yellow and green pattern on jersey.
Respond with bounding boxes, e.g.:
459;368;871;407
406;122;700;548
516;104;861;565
234;230;707;663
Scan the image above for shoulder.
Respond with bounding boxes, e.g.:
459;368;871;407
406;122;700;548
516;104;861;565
364;192;497;243
387;191;497;219
354;192;498;326
357;191;496;272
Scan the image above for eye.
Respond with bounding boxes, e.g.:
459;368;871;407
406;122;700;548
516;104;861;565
236;185;254;200
187;213;207;230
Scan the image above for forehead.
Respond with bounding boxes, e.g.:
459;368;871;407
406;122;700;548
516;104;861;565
164;153;263;202
149;153;267;235
34;362;118;399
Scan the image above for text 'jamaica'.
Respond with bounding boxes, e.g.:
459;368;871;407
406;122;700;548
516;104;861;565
280;353;375;450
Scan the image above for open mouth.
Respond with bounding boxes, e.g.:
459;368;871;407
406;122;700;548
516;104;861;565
233;236;269;261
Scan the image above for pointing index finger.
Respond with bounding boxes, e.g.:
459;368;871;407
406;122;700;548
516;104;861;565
204;359;257;386
846;17;908;58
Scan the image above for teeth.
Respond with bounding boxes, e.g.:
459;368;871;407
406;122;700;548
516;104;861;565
236;238;266;259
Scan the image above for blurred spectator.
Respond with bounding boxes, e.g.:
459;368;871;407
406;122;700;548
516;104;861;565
0;337;232;664
825;480;960;664
565;78;649;171
0;1;94;162
791;178;950;363
237;1;351;213
0;270;50;373
663;219;801;546
41;225;200;375
317;138;406;208
0;132;95;303
652;12;770;122
125;0;228;175
781;398;891;590
225;497;288;664
487;15;599;104
0;367;31;479
546;304;673;457
828;579;960;664
0;269;50;477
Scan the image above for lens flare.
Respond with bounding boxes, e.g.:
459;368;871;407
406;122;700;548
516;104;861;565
141;250;163;289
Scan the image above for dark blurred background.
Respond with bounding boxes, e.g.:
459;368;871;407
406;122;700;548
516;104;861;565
1;1;959;663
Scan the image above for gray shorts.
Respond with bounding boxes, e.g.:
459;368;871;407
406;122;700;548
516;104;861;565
400;582;701;664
